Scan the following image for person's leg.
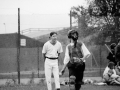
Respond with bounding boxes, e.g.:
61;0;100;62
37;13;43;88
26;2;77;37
75;83;81;90
68;63;76;90
75;62;85;90
69;75;76;90
45;60;52;90
53;62;60;90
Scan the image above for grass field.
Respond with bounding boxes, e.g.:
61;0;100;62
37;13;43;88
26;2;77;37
0;84;120;90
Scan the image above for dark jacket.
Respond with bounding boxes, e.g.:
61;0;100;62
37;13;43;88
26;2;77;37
107;51;116;64
115;44;120;61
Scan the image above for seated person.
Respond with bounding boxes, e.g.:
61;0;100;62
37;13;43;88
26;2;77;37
103;62;120;84
103;62;115;84
93;62;120;85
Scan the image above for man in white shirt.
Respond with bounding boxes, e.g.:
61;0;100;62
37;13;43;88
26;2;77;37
42;32;63;90
60;30;90;90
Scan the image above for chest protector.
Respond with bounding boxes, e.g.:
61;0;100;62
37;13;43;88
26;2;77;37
68;42;83;64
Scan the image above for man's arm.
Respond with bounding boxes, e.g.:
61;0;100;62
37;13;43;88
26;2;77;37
42;43;47;62
58;42;63;66
60;64;67;75
58;53;61;66
42;53;46;62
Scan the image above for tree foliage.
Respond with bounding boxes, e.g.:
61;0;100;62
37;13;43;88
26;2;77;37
87;0;120;44
70;5;107;39
89;0;120;30
70;0;120;45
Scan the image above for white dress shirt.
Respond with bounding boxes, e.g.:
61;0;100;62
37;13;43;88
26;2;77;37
42;41;63;58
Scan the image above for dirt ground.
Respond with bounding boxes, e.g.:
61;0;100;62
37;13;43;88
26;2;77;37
0;84;120;90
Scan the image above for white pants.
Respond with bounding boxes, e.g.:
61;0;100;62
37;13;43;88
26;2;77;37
45;58;60;90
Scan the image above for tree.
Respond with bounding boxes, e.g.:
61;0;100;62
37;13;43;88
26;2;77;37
88;0;120;44
71;6;88;30
70;5;107;38
70;0;120;44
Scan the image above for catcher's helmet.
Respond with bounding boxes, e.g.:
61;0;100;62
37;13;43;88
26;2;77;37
68;30;79;40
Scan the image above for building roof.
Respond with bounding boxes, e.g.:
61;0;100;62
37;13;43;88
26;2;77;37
0;33;44;48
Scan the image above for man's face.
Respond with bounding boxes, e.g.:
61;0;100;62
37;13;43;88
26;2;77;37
50;33;57;42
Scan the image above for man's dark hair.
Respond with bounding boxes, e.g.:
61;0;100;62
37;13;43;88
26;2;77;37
49;32;57;37
108;62;115;69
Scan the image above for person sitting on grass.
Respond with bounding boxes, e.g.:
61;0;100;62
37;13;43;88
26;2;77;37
103;62;120;85
94;62;120;85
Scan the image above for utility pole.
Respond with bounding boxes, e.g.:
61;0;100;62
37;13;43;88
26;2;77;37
17;8;20;84
3;23;6;33
99;45;102;77
37;47;40;78
70;10;72;30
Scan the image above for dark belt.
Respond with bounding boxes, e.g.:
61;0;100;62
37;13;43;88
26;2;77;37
46;57;58;60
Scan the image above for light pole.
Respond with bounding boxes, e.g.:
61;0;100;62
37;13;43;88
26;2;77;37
17;8;21;84
70;10;72;30
3;23;6;33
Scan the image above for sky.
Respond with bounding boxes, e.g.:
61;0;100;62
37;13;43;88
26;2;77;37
0;0;88;34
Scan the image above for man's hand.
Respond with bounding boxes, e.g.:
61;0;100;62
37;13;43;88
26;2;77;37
60;64;67;76
59;69;65;76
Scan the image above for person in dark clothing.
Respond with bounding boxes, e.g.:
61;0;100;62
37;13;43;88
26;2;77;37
107;43;116;65
60;30;90;90
115;39;120;63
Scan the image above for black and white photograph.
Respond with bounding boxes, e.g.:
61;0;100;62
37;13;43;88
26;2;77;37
0;0;120;90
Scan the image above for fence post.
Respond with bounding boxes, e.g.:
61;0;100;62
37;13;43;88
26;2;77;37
37;47;40;78
70;10;72;29
17;8;21;84
99;45;102;77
